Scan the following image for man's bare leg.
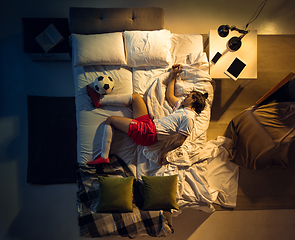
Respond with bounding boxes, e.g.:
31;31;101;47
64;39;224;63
87;93;149;165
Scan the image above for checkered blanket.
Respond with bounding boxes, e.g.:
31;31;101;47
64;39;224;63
77;155;173;238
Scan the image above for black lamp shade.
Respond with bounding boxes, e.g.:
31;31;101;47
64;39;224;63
228;36;242;51
218;25;230;37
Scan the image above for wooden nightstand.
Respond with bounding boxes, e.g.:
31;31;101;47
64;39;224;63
22;18;72;61
205;29;257;86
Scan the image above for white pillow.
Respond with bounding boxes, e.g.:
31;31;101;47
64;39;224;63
123;30;172;67
71;33;127;67
171;34;204;64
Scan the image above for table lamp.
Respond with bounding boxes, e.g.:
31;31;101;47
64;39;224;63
217;0;267;51
218;25;249;51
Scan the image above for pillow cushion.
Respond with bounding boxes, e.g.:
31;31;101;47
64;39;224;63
97;176;134;212
71;33;127;67
142;175;179;210
123;30;172;67
171;34;204;64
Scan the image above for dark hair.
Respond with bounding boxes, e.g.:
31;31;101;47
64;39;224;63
191;91;208;114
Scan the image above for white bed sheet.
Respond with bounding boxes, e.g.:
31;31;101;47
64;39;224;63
73;65;136;165
72;33;239;213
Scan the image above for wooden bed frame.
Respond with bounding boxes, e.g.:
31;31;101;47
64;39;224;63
256;72;295;106
69;7;164;34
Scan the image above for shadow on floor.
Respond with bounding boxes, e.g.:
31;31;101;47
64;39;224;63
211;80;244;120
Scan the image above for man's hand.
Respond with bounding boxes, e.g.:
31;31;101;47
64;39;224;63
158;134;187;166
172;64;182;74
159;150;168;165
169;64;182;80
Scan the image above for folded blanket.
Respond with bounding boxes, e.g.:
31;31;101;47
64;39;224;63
77;155;173;238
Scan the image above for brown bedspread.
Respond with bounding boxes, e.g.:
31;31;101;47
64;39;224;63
223;102;295;210
225;102;295;170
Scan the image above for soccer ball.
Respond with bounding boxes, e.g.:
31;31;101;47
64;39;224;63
94;75;114;95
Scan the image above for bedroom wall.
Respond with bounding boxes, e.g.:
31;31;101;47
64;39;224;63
0;0;295;240
1;0;295;38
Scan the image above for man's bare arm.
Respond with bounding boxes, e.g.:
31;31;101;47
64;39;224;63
166;64;181;108
159;133;187;165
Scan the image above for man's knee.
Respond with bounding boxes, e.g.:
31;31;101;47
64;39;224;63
132;93;142;103
105;116;115;125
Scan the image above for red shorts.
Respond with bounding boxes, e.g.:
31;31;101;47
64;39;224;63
127;115;158;146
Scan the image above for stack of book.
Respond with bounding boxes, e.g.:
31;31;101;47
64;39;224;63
35;24;64;53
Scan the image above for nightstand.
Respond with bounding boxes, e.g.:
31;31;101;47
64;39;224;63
22;18;71;61
206;29;257;86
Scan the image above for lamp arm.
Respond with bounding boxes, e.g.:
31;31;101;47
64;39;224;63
230;26;249;35
217;24;250;39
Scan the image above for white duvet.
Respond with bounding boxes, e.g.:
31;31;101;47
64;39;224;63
130;53;239;213
142;52;213;166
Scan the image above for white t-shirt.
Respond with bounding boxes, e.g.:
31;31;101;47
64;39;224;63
153;100;197;141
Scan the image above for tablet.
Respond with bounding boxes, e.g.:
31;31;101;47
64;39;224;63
224;57;246;81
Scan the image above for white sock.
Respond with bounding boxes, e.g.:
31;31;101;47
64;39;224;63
101;125;113;159
99;94;132;106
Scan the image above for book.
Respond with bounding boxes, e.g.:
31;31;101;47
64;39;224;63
35;24;64;53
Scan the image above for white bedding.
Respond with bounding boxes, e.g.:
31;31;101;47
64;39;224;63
72;32;239;213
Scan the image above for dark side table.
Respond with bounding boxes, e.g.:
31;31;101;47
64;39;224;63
22;18;72;61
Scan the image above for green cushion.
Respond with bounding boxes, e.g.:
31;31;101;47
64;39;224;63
142;175;179;210
97;176;134;212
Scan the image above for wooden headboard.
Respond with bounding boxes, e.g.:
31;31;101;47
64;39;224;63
256;72;295;106
69;7;164;34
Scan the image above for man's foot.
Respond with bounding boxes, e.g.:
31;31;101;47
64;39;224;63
87;85;101;108
87;156;110;165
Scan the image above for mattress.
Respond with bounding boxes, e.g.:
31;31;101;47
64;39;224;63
73;33;208;164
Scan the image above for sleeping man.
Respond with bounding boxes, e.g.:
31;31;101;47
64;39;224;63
86;64;208;166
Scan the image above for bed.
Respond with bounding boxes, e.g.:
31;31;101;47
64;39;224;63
225;72;295;171
69;7;239;238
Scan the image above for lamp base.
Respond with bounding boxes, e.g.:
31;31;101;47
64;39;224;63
228;37;242;51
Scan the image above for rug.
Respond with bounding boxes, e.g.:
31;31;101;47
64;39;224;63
27;95;77;184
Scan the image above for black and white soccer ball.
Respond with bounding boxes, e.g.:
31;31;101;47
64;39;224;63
94;75;114;95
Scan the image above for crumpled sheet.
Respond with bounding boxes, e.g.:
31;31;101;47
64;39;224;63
137;136;239;214
143;52;214;166
130;53;239;212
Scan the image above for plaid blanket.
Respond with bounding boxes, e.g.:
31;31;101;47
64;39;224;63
77;155;173;238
